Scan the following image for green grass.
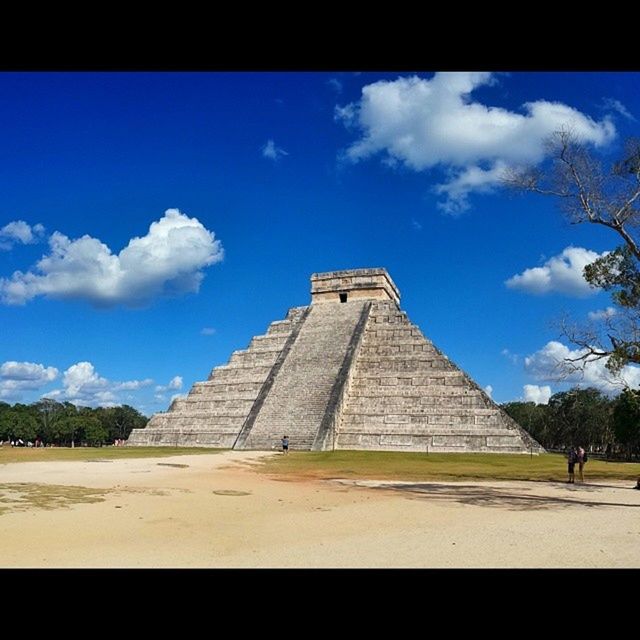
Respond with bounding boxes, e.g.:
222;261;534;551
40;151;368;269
0;483;109;515
0;446;223;464
260;450;640;483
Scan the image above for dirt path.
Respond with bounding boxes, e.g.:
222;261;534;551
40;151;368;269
1;451;638;567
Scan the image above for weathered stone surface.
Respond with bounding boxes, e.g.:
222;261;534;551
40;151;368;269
127;306;307;447
129;268;543;454
335;299;542;453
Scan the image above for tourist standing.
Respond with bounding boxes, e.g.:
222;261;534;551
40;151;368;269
567;446;578;483
577;446;587;482
281;435;289;454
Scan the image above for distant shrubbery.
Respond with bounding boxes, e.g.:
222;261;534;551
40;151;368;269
0;399;148;447
502;387;640;459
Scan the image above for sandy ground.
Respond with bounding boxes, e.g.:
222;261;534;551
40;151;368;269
0;450;638;568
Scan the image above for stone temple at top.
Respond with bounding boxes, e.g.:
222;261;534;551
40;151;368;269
129;268;542;453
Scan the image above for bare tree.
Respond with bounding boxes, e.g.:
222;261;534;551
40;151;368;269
504;129;640;375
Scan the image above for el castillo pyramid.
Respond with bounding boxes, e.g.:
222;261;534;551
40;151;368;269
128;268;543;453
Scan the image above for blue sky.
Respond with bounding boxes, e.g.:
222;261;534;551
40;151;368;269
1;71;639;414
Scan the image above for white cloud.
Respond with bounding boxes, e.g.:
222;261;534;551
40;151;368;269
0;360;59;400
155;375;183;393
336;72;615;212
501;348;520;365
327;78;343;94
262;139;288;161
523;384;552;405
411;218;423;231
483;384;493;398
524;340;640;395
505;246;606;297
602;97;635;121
588;307;617;321
200;327;216;336
0;209;223;307
43;361;154;408
113;378;153;391
0;220;45;250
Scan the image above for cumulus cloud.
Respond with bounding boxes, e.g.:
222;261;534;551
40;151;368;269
43;361;154;408
505;246;606;297
200;327;216;336
0;360;59;400
588;307;617;321
0;220;45;250
523;384;552;405
483;384;493;398
262;139;288;161
336;72;615;213
0;209;223;307
524;340;640;395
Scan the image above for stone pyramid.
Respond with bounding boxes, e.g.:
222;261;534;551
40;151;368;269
129;269;543;453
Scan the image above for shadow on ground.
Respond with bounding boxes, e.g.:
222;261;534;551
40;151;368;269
338;481;640;512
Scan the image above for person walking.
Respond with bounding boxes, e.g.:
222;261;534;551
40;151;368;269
577;446;587;482
281;435;289;455
567;446;578;484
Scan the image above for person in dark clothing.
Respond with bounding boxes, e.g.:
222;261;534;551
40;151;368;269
567;446;578;483
281;435;289;454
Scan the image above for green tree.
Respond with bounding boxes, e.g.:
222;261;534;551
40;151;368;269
0;407;38;442
501;401;552;448
547;388;612;451
32;399;67;443
613;389;640;459
54;415;84;448
82;417;108;446
97;405;147;443
504;387;614;451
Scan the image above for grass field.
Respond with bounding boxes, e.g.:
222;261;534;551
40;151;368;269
260;450;640;483
2;446;638;484
0;446;221;464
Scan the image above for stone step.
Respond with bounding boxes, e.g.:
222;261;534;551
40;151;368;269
266;320;294;335
342;402;498;416
342;412;503;428
192;381;264;393
228;351;280;367
171;400;254;418
128;430;238;448
209;369;274;383
247;334;289;351
187;390;261;402
148;414;246;428
240;301;368;450
354;362;456;374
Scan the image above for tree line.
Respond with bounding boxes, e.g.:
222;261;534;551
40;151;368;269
502;387;640;459
0;399;148;447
